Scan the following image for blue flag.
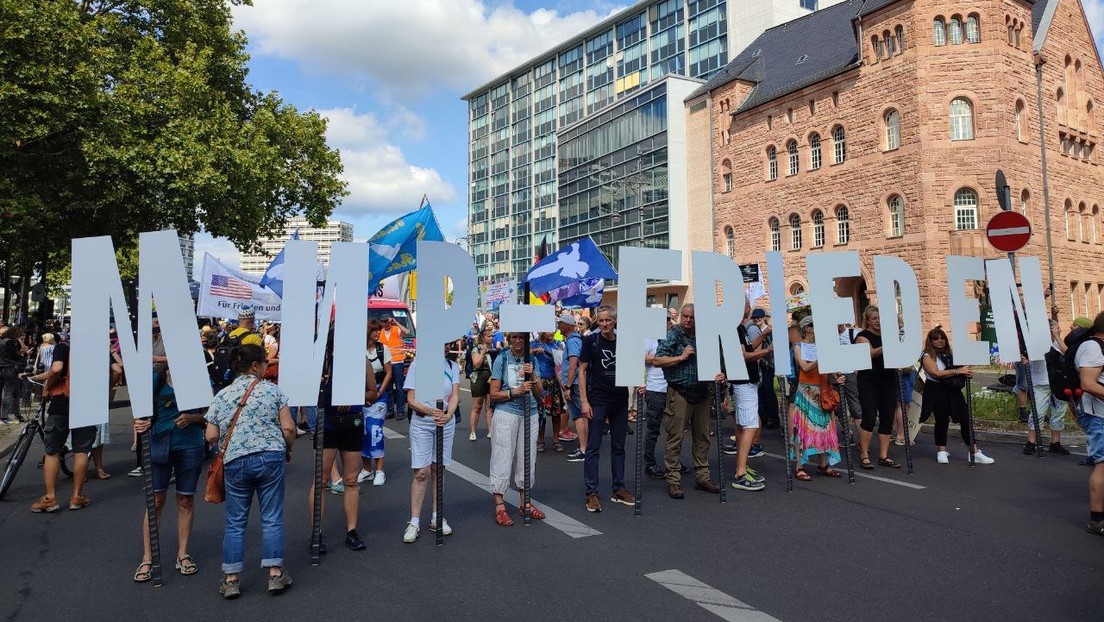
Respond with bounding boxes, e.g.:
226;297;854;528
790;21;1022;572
367;203;444;295
549;277;605;309
258;229;299;299
523;237;617;296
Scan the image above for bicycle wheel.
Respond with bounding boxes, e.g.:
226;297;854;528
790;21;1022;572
33;424;74;477
0;425;36;500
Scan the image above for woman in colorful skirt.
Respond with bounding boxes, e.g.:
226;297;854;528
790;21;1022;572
789;316;842;480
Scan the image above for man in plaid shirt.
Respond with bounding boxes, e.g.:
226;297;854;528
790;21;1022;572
654;304;722;499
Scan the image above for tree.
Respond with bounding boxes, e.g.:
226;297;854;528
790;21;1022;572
0;0;348;279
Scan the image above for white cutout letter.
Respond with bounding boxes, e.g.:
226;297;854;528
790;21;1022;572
986;256;1049;362
616;247;682;386
692;251;746;381
874;256;922;368
946;256;990;365
807;251;869;374
766;251;790;376
415;242;477;402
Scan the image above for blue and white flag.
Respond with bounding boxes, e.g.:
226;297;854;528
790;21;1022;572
258;229;299;299
367;203;444;294
548;277;604;309
523;237;617;296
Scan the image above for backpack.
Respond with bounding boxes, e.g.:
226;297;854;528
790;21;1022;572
211;331;251;392
368;343;387;385
463;346;475;377
1054;328;1104;401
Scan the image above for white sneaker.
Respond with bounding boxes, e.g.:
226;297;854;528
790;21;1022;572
402;522;420;543
429;518;453;536
372;470;386;486
357;469;374;484
972;451;995;465
128;466;143;477
936;451;950;464
469;431;477;441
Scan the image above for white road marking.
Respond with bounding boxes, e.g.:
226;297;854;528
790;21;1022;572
762;452;926;490
646;569;783;622
382;425;602;539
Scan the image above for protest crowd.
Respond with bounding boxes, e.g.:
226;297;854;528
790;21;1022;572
5;290;1104;600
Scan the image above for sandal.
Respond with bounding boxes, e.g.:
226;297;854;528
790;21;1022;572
817;465;842;478
860;457;875;470
553;442;564;453
175;554;198;576
794;469;812;481
519;504;546;520
93;470;112;480
878;457;901;469
133;561;153;583
494;503;514;527
536;441;546;453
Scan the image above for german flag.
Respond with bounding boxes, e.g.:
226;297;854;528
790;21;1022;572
529;236;551;304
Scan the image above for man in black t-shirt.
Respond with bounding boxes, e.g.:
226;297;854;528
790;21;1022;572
578;305;634;513
24;341;96;512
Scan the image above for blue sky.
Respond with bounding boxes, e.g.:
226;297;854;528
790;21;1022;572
197;0;1104;269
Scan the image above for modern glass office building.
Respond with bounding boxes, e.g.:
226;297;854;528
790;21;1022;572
462;0;842;288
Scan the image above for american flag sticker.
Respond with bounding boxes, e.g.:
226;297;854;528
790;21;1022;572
210;274;253;299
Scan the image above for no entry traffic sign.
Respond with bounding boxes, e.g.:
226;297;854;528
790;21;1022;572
985;211;1032;253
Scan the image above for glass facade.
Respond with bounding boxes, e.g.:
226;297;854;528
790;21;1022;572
465;0;823;286
558;84;671;279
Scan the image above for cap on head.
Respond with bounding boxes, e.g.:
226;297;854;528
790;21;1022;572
799;316;814;329
556;312;575;325
238;305;256;321
750;308;767;319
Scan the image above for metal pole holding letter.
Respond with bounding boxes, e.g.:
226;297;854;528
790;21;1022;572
139;426;163;587
522;284;532;526
835;380;856;483
713;380;726;504
896;372;914;475
965;377;977;467
310;399;324;565
634;390;644;516
435;399;444;546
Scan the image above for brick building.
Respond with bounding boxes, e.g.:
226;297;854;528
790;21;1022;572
686;0;1104;329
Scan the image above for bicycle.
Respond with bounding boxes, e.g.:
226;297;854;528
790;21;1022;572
0;381;73;501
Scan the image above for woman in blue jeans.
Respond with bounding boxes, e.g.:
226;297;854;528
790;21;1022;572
205;344;297;599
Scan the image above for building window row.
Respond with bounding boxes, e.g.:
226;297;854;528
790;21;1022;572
1005;15;1025;49
765;205;851;252
934;14;980;47
1063;200;1102;244
870;25;905;61
1058;55;1095;133
765;126;845;181
1060;132;1095;162
1069;281;1104;319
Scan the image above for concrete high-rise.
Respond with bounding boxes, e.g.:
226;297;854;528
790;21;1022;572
238;217;354;275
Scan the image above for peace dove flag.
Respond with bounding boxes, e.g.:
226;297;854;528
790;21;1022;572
523;236;617;296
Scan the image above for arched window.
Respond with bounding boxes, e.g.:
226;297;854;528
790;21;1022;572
888;195;905;236
789;213;802;250
1007;17;1015;45
1088;100;1096;133
933;18;946;46
1015;99;1026;141
724;225;735;257
721;159;733;192
954;188;979;230
767;146;778;181
809;132;822;170
769;217;781;251
787;139;799;175
1065;198;1074;240
884;109;901;150
884;30;895;55
950;97;974;140
949;16;963;45
966;14;981;43
895;26;905;53
789;283;805;296
1079;201;1088;242
832;125;846;163
1093;205;1100;244
872;36;883;60
835;205;850;244
1014;22;1021;48
1058;88;1068;125
812;209;825;247
1020;189;1031;217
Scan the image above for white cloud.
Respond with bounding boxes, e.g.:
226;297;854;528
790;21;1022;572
320;107;456;216
1086;0;1104;50
233;0;622;99
193;232;241;269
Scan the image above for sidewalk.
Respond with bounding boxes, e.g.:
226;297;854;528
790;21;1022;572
0;388;133;460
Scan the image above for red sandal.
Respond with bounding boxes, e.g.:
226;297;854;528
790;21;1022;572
494;504;514;527
794;469;812;481
817;465;842;478
519;504;546;520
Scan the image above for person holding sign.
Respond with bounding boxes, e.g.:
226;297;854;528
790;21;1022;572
854;306;901;470
918;327;994;465
729;299;773;491
488;333;546;525
788;316;843;480
402;343;460;543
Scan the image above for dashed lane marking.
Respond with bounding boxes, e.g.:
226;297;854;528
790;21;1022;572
645;569;783;622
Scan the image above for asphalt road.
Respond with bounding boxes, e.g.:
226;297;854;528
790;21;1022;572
1;388;1101;621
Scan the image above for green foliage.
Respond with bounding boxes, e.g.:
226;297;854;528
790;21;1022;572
0;0;348;275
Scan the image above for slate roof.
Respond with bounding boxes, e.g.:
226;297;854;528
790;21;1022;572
688;0;1054;113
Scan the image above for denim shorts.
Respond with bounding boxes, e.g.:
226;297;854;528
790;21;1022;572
566;385;583;420
1076;412;1104;465
151;445;206;495
1015;362;1029;393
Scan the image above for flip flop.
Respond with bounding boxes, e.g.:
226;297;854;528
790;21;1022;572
94;470;112;480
